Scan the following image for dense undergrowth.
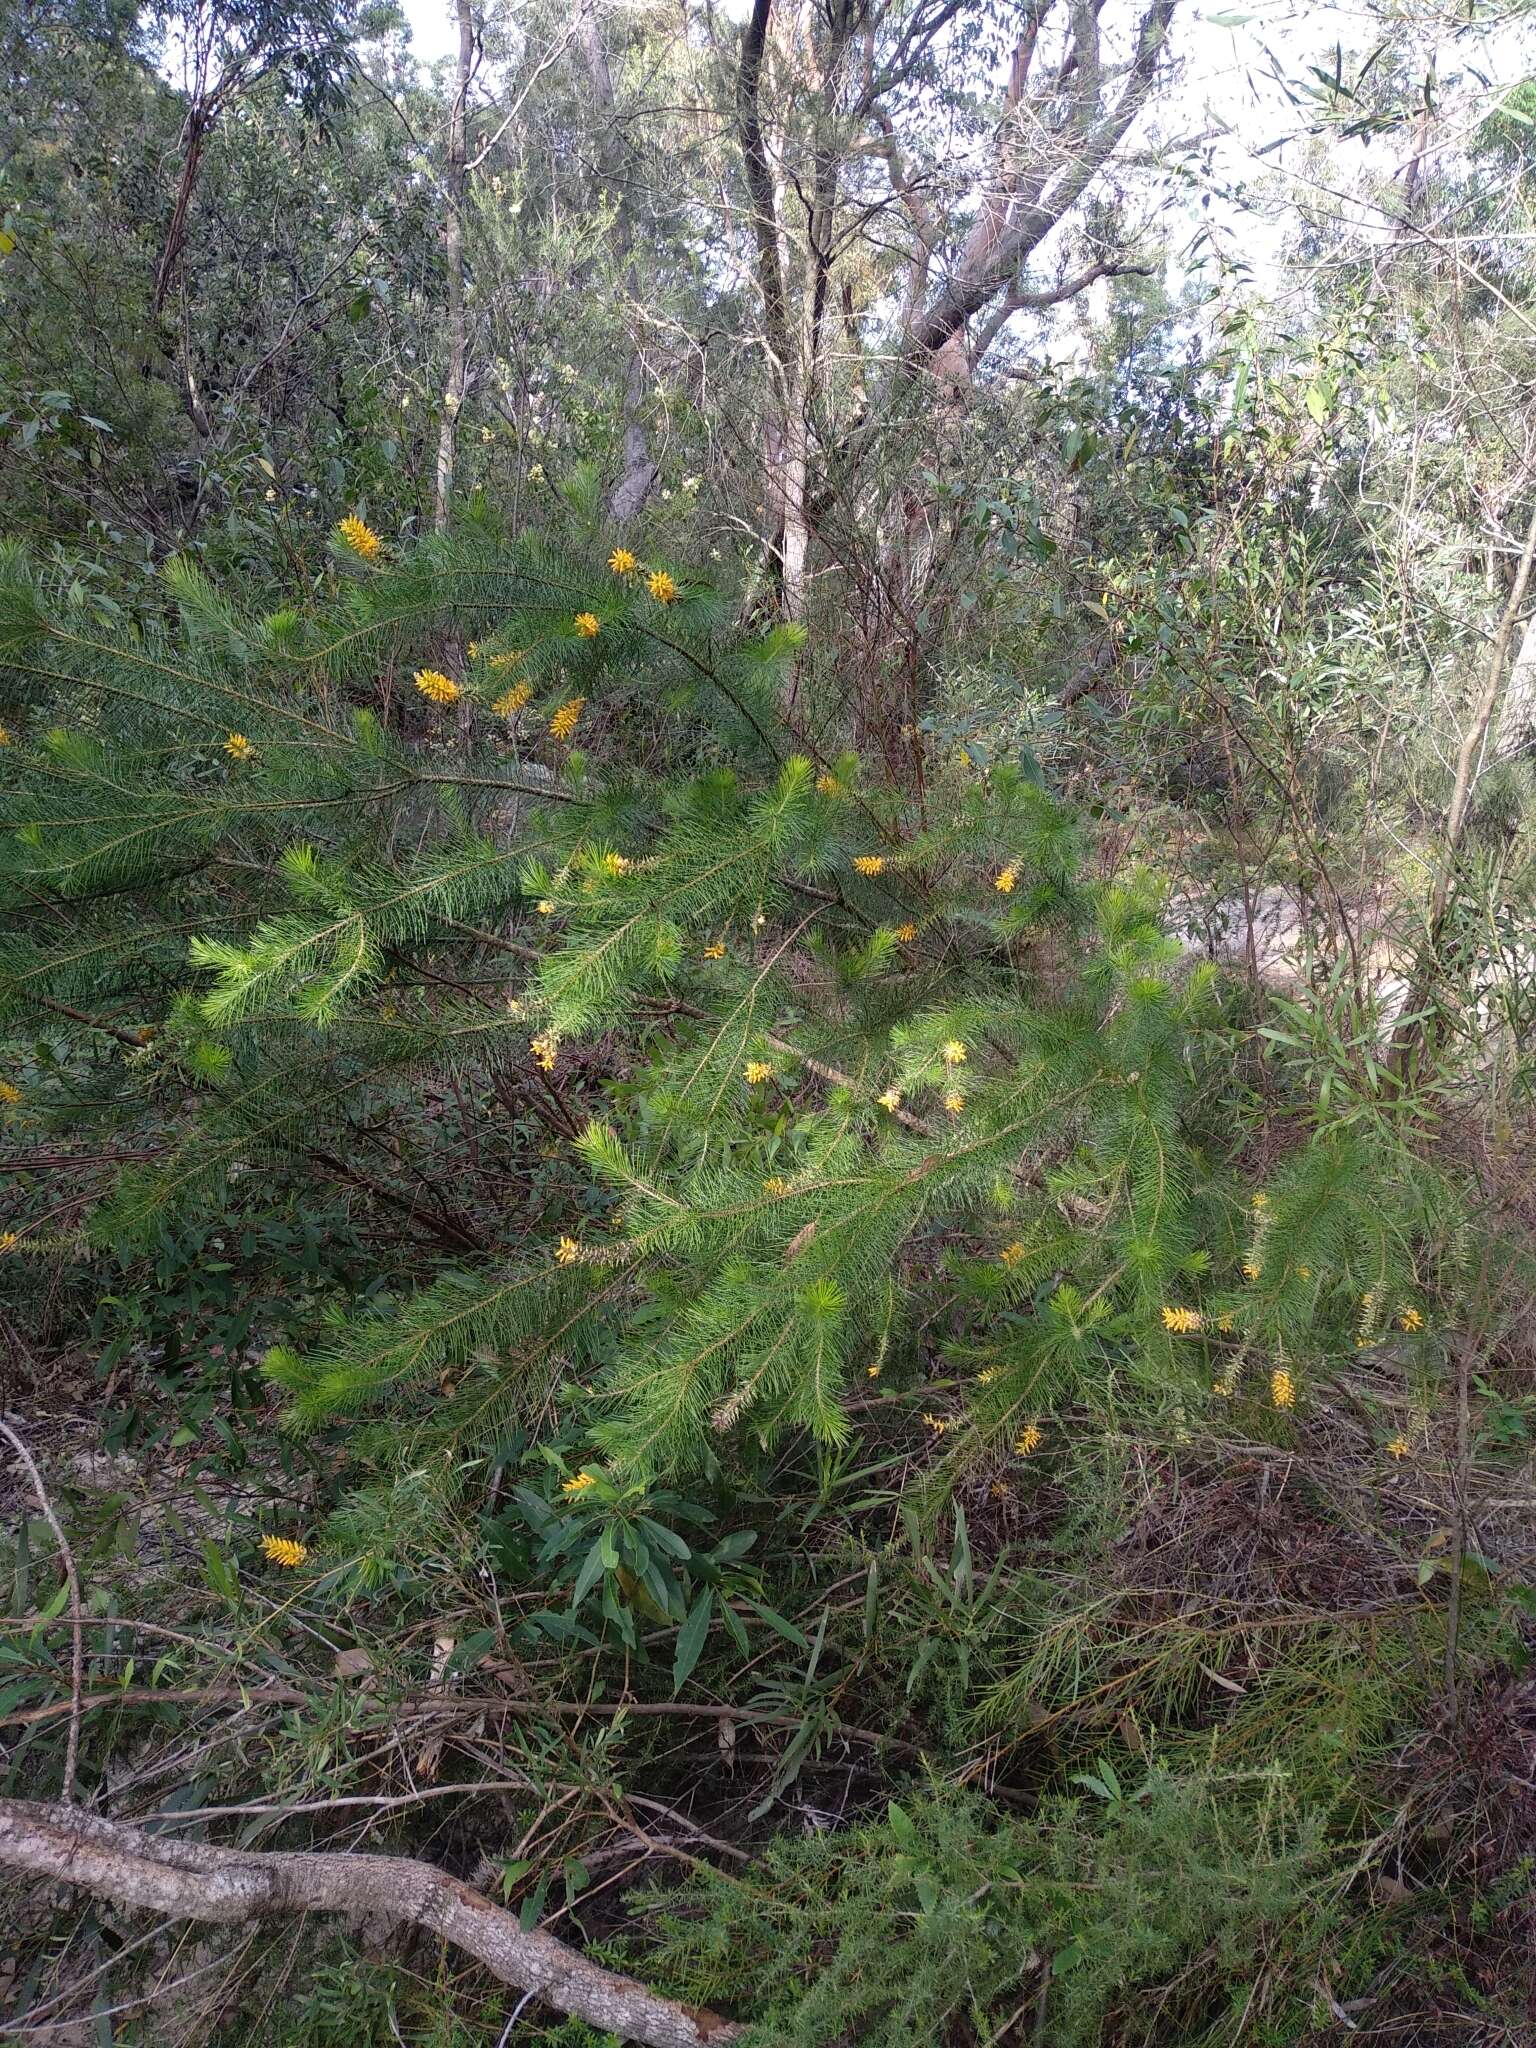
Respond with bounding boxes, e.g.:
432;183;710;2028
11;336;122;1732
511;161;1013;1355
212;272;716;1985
3;508;1536;2046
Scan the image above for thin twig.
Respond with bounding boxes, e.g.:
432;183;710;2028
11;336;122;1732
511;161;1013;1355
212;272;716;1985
0;1418;84;1801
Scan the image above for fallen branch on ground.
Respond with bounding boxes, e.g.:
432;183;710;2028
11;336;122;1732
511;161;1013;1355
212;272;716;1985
0;1797;743;2048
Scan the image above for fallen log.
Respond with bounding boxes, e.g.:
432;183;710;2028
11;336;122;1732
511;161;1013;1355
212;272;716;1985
0;1797;741;2047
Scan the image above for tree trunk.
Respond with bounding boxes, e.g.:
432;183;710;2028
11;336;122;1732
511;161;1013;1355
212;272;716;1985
1389;494;1536;1073
434;0;476;533
1495;605;1536;759
0;1796;742;2048
574;0;659;524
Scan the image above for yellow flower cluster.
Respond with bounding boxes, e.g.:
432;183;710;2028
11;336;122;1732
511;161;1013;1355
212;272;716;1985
0;724;11;747
943;1091;965;1116
555;1235;581;1265
608;547;639;575
562;1470;598;1494
1242;1261;1262;1281
994;866;1017;894
1386;1434;1411;1461
878;1087;902;1112
921;1411;950;1435
816;772;841;796
0;1230;19;1252
530;1033;558;1071
1399;1307;1423;1332
492;680;533;717
702;941;726;960
744;1060;773;1084
1270;1368;1295;1410
0;1081;22;1106
414;668;460;706
895;923;917;943
536;899;555;916
976;1367;997;1385
337;514;382;561
597;852;632;877
260;1535;309;1568
762;1176;788;1197
866;1362;882;1379
1161;1305;1201;1333
549;696;586;741
852;854;886;876
574;612;601;638
223;732;255;761
1014;1423;1043;1457
941;1039;967;1067
488;648;526;670
999;1242;1025;1268
647;569;679;604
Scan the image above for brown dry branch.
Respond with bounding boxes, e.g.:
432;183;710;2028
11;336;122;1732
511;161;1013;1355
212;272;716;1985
0;1797;743;2047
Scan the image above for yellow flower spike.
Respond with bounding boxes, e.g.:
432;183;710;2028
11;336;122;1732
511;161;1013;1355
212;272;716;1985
1251;1192;1269;1210
941;1039;968;1067
1242;1261;1262;1281
815;772;841;795
562;1470;598;1494
895;923;917;943
1216;1313;1234;1333
1386;1434;1411;1461
866;1363;882;1379
852;854;886;876
549;696;586;741
492;680;533;717
1398;1307;1424;1332
1014;1423;1043;1457
260;1535;309;1568
1297;1266;1311;1280
0;1231;18;1253
336;514;382;561
1270;1368;1295;1411
744;1060;773;1084
555;1235;581;1266
999;1242;1025;1268
921;1411;950;1435
944;1091;966;1116
573;612;601;638
994;866;1017;894
762;1176;788;1197
1213;1369;1237;1397
647;568;679;604
703;941;726;960
990;1480;1012;1501
0;1081;22;1107
530;1033;558;1072
536;900;555;916
1161;1305;1202;1334
597;852;632;877
878;1087;903;1112
976;1368;997;1385
0;724;11;747
488;648;526;670
414;668;460;706
223;732;255;761
608;547;639;575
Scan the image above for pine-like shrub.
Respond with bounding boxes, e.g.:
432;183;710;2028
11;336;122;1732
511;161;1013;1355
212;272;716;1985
636;1772;1332;2046
0;520;1472;1572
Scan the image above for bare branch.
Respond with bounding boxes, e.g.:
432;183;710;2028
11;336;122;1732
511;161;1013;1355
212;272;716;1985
0;1798;743;2048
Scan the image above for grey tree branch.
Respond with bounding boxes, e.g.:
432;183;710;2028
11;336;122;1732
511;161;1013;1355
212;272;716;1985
0;1798;743;2048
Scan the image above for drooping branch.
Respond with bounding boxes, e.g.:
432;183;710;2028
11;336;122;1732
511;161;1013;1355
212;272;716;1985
0;1798;743;2048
